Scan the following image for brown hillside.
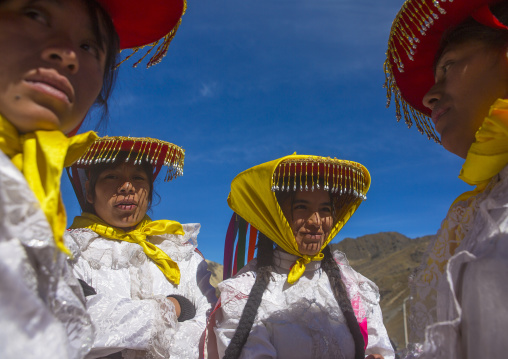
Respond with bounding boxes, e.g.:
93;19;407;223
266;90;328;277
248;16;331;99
331;232;432;350
206;232;432;351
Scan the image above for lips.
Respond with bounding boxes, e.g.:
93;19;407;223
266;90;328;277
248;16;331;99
114;199;138;211
301;232;323;241
431;107;449;130
25;69;74;104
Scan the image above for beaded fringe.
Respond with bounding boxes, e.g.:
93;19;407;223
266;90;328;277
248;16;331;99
76;136;185;181
116;0;187;69
384;0;449;142
271;157;368;201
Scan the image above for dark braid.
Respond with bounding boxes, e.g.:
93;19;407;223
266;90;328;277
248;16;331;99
321;246;366;359
223;233;274;359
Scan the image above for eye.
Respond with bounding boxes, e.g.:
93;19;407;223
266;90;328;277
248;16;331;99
441;60;454;74
293;204;307;210
80;41;101;59
320;206;332;213
24;7;49;26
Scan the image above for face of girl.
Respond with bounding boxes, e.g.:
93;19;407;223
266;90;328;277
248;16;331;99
280;189;334;256
423;40;508;158
86;163;151;229
0;0;108;134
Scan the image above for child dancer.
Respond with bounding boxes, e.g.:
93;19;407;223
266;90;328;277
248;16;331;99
67;136;216;359
210;154;394;359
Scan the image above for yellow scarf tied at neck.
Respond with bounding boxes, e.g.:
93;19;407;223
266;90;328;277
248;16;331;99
70;213;185;285
0;116;97;255
458;98;508;196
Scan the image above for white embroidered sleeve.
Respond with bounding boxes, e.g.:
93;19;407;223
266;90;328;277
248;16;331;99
71;256;178;359
169;251;216;359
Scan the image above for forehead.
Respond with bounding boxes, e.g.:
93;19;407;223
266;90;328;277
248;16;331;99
102;162;148;173
436;38;497;65
294;189;330;203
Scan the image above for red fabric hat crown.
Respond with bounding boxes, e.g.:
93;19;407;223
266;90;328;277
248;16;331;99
384;0;506;141
98;0;186;67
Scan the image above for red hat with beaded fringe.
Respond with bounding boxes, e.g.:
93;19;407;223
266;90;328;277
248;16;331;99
97;0;186;68
67;136;185;211
384;0;508;142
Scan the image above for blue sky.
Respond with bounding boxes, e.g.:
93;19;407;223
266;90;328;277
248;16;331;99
62;0;471;264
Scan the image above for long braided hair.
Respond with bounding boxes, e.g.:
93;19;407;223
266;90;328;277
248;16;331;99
223;193;366;358
223;232;274;359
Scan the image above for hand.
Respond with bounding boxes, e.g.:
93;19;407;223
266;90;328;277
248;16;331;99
365;355;384;359
167;296;181;318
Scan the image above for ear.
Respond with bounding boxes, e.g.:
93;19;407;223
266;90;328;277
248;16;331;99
85;180;94;204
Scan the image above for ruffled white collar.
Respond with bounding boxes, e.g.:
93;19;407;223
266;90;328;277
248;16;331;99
273;248;322;273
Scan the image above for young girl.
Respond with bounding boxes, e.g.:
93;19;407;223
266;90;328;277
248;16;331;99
209;154;394;359
0;1;185;358
66;136;216;359
385;0;508;357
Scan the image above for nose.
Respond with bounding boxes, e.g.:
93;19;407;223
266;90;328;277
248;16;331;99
118;181;135;193
422;83;441;111
41;44;79;74
306;212;322;227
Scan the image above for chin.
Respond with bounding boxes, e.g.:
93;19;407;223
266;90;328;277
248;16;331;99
299;243;322;256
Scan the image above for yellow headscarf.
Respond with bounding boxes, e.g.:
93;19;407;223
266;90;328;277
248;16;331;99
70;213;185;285
228;154;370;284
0;115;97;255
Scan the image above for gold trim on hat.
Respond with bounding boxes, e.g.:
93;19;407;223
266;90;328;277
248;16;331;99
76;136;185;181
270;156;369;201
384;0;443;142
116;0;187;69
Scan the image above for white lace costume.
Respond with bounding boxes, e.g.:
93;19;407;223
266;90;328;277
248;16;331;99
0;150;93;359
213;249;395;359
409;164;508;359
66;223;217;359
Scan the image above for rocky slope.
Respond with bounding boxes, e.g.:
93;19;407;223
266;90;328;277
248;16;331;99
206;231;433;350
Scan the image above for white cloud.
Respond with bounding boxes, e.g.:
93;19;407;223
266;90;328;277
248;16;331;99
199;82;219;98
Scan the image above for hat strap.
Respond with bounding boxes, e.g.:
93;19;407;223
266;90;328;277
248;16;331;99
472;4;508;31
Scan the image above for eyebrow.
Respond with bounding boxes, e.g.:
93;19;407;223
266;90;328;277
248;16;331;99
27;0;107;52
293;199;332;206
27;0;63;6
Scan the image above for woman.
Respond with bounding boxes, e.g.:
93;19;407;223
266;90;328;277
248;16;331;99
0;1;186;358
66;136;216;359
209;154;394;359
384;0;508;357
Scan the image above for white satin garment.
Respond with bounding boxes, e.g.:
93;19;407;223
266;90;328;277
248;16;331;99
213;249;395;359
65;223;216;359
0;150;93;359
415;165;508;359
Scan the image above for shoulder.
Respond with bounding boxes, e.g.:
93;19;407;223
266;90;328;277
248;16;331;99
65;228;101;251
218;260;258;303
153;223;202;262
332;250;380;317
156;223;201;247
488;164;508;209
